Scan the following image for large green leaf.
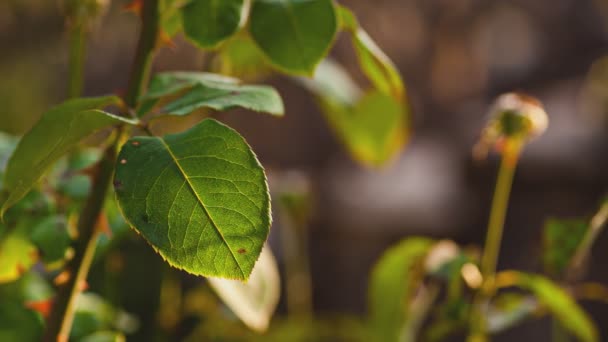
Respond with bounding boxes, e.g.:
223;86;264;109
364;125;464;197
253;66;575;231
339;6;404;100
208;244;280;331
508;271;598;342
139;72;284;117
249;0;338;75
114;119;271;280
368;237;434;342
181;0;245;49
1;96;135;216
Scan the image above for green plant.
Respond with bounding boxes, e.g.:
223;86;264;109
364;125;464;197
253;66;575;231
366;93;608;342
0;0;409;341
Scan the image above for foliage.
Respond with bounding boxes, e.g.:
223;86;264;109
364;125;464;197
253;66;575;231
0;0;606;341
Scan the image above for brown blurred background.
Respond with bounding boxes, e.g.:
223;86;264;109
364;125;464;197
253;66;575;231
2;0;608;340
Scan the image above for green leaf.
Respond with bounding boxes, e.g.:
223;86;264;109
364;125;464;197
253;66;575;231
368;237;434;342
30;215;71;264
322;90;409;167
212;34;273;81
0;300;43;342
161;0;185;38
181;0;245;49
141;72;284;117
208;244;280;332
0;220;38;283
80;331;126;342
114;119;271;280
542;218;588;277
1;96;135;216
72;293;139;340
299;60;409;167
509;271;598;342
249;0;338;75
338;6;404;100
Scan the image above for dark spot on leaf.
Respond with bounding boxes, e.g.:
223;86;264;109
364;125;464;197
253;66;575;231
238;248;246;254
132;141;140;146
113;180;123;190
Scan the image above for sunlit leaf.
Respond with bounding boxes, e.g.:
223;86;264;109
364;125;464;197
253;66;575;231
181;0;245;49
506;271;598;342
140;72;284;117
543;218;588;277
114;119;271;280
208;245;280;332
249;0;338;75
1;96;135;216
369;237;434;342
322;90;408;167
0;220;38;283
338;6;404;100
213;35;273;81
300;60;408;167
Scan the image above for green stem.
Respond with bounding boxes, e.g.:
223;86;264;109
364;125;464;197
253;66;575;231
468;146;521;341
125;0;159;108
44;1;160;340
44;145;117;342
480;153;518;284
567;200;608;280
68;24;86;99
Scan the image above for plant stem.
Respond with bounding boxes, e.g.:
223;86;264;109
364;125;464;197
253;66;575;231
480;150;519;285
44;1;160;340
567;200;608;281
44;144;117;342
68;23;86;99
468;144;521;341
125;0;159;108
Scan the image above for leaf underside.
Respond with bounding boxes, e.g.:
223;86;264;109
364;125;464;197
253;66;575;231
114;119;271;280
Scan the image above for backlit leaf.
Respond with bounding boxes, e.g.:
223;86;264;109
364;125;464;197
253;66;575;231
507;271;598;342
213;34;273;81
369;237;434;342
0;220;38;283
181;0;245;49
300;60;408;167
114;119;271;280
322;90;408;167
338;6;404;100
249;0;338;75
1;96;135;216
208;245;280;332
140;72;284;117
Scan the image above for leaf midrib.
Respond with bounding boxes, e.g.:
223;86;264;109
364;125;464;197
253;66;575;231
156;137;245;278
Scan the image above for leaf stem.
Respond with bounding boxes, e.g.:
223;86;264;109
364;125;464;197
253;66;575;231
567;200;608;280
468;143;521;340
44;1;160;340
68;23;86;99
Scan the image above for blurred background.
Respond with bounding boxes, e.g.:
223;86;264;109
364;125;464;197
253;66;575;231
2;0;608;340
